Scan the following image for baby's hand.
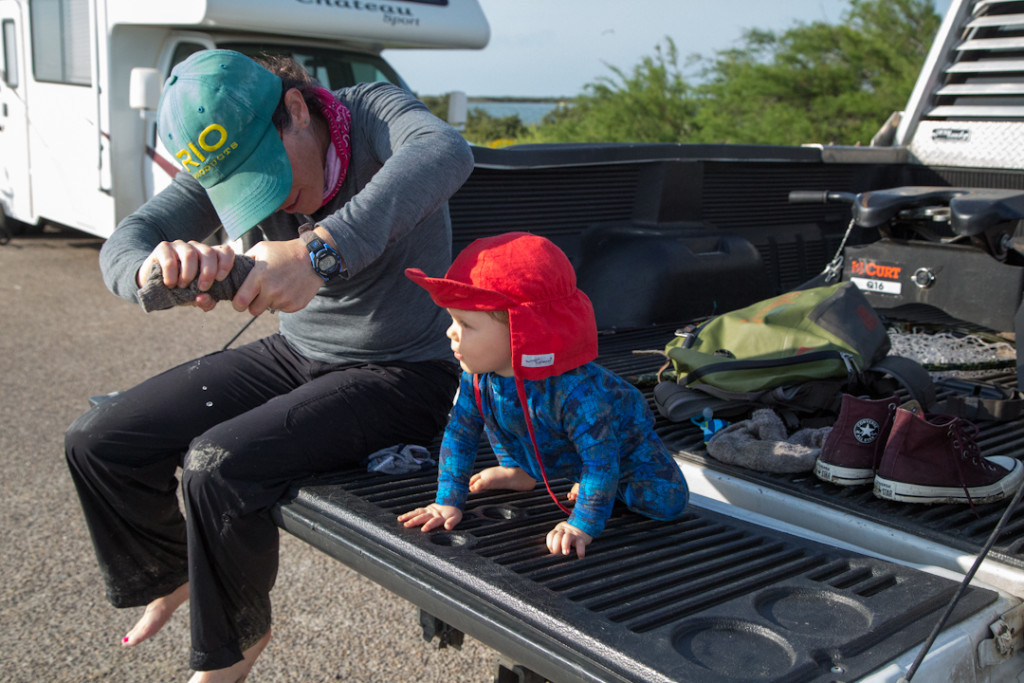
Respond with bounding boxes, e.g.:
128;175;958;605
398;504;463;532
546;521;593;558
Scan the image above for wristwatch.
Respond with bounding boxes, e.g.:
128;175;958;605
301;231;345;281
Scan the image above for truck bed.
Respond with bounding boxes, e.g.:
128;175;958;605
272;142;1024;680
601;325;1024;575
273;323;1023;683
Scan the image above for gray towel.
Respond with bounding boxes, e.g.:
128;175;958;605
705;408;831;473
138;255;255;312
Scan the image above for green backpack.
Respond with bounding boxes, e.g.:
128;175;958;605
653;283;935;425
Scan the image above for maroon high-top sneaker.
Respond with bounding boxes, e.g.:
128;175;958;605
874;408;1024;504
815;394;899;486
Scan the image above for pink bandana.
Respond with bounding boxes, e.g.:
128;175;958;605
311;87;352;207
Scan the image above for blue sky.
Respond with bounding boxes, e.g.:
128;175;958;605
384;0;954;98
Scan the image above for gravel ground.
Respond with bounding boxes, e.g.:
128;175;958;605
0;226;498;682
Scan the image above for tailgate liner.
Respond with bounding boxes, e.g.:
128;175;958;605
275;462;995;683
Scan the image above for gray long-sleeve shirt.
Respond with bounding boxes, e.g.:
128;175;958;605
100;82;473;365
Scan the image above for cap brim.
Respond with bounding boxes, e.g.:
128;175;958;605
206;126;293;240
405;268;514;310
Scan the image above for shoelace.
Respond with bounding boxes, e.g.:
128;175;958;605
947;416;985;515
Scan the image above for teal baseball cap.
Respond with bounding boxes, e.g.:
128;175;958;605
158;49;292;240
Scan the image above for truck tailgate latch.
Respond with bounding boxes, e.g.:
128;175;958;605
978;603;1024;666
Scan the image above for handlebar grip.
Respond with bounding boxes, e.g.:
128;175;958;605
788;191;830;204
788;190;857;205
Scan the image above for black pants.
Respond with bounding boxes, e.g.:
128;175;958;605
65;334;458;671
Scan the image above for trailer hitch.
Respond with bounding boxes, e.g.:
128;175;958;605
495;657;547;683
418;610;465;650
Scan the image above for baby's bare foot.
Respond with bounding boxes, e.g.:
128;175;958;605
567;482;580;502
469;466;537;493
189;629;271;683
122;583;190;647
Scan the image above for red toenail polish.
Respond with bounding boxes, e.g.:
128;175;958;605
123;637;129;643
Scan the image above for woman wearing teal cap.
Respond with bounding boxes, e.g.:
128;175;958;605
64;50;473;681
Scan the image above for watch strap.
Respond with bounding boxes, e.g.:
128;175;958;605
299;228;344;281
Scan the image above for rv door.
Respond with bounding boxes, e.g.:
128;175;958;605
0;1;31;224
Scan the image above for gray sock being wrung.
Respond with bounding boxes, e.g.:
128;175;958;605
137;255;255;312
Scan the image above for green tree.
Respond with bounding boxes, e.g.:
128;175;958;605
417;93;527;145
528;0;941;146
465;108;528;145
418;93;449;121
690;0;940;145
529;39;697;143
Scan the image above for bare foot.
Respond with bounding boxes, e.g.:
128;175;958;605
469;466;536;493
122;583;190;647
189;629;271;683
567;482;580;502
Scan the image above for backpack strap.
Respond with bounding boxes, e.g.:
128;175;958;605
864;355;936;410
762;381;846;429
674;348;850;388
654;381;744;423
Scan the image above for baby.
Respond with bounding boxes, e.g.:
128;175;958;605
399;232;688;557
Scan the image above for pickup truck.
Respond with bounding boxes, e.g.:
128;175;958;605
270;1;1024;680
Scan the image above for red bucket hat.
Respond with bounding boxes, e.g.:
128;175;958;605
406;232;598;380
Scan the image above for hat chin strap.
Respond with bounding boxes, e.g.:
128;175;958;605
473;374;572;516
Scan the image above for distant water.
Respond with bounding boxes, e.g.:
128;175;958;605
467;100;561;126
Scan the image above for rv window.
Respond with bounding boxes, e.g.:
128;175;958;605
349;61;396;86
2;20;17;88
29;0;90;86
170;43;209;72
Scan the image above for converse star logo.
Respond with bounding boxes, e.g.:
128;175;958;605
853;418;880;444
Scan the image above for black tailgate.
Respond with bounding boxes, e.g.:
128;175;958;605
273;324;1014;682
274;462;996;683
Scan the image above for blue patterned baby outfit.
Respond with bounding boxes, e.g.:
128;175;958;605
435;363;689;537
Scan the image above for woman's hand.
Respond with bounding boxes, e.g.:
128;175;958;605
398;504;464;532
546;521;593;558
232;237;324;316
137;240;235;312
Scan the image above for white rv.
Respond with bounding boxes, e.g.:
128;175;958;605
0;0;489;239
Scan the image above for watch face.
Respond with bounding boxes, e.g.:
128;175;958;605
306;236;342;279
317;253;339;273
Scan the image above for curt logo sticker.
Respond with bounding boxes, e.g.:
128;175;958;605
850;259;903;295
850;260;901;280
